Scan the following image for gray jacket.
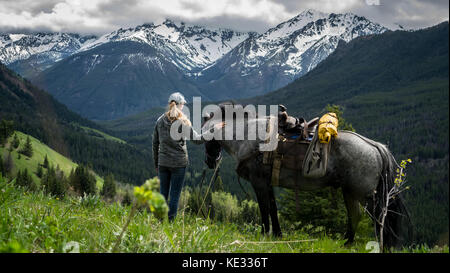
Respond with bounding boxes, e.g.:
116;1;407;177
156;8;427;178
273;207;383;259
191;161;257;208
152;114;209;168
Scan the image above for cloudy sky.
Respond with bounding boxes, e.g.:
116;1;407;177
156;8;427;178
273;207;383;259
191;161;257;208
0;0;448;35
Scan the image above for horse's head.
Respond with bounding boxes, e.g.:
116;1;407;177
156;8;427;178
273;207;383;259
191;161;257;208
202;101;262;169
202;109;224;169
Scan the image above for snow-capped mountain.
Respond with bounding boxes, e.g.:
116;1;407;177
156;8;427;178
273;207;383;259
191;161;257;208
1;10;390;120
27;20;252;120
197;9;388;99
77;19;252;72
0;20;250;79
0;33;97;77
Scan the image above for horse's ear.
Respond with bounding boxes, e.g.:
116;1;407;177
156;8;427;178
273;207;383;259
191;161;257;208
203;112;210;122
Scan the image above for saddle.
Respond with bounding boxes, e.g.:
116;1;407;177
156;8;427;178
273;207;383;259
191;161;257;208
277;104;319;141
263;106;333;187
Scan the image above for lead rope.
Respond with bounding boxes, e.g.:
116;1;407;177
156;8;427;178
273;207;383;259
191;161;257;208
197;157;222;217
196;168;208;217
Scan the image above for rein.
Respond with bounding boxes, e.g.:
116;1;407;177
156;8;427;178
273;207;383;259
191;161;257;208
196;156;223;217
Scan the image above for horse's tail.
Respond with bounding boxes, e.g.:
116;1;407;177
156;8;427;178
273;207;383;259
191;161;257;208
342;131;413;249
372;140;413;249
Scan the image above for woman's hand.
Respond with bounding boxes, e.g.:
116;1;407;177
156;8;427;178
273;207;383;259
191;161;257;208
214;121;226;130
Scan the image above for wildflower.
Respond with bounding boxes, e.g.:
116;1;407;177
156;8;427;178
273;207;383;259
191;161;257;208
133;177;168;221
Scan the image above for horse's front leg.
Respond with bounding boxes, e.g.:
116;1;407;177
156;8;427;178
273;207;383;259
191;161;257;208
253;184;270;235
268;186;282;237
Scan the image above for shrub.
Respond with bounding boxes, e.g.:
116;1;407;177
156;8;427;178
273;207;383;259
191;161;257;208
278;188;347;235
134;178;168;221
240;199;260;224
186;186;209;216
211;191;241;223
122;190;133;206
101;173;117;199
78;193;102;209
178;187;191;212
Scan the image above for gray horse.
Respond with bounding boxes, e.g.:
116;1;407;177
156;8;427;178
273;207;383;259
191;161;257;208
202;103;412;249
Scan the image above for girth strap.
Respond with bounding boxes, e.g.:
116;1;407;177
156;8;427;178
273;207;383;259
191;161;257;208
271;150;282;187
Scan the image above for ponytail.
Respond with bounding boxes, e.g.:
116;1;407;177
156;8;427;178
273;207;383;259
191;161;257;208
165;101;191;126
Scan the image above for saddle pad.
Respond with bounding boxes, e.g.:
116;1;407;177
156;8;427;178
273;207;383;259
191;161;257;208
263;137;310;170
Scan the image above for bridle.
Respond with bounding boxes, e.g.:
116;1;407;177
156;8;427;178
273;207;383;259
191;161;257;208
205;145;222;169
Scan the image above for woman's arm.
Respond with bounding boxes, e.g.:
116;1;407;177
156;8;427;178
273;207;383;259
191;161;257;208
152;123;159;171
189;122;225;145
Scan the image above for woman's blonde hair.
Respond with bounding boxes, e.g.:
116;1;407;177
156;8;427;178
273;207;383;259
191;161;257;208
165;101;191;126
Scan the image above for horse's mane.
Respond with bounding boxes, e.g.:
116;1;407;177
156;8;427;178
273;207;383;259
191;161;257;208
217;101;262;119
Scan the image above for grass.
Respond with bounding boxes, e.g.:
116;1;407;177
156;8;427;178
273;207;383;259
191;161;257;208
1;174;448;253
0;131;104;189
74;123;127;144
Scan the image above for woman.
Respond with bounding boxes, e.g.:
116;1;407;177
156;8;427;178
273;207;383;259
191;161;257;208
152;92;224;221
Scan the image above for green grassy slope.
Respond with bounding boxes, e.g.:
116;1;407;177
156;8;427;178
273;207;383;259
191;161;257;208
1;131;103;188
73;123;126;144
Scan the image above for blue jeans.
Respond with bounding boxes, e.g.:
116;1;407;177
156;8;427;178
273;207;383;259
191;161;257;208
158;166;186;221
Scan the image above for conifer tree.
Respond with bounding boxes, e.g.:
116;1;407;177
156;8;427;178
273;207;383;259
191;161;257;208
36;164;43;178
12;134;20;149
42;166;66;197
0;119;14;146
16;168;36;191
70;165;96;196
20;136;33;158
43;154;49;169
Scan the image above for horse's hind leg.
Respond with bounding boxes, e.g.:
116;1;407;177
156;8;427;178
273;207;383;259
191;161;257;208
343;190;361;245
268;187;282;237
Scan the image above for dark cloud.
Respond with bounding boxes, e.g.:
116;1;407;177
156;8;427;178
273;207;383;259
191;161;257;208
349;0;449;29
0;0;60;15
272;0;449;29
0;0;448;35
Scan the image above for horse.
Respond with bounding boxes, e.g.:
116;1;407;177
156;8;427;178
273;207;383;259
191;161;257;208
202;103;412;249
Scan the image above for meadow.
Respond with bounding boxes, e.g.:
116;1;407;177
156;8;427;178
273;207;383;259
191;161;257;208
0;132;447;253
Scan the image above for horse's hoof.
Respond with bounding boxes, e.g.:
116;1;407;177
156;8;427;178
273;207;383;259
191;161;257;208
344;239;354;246
273;231;283;238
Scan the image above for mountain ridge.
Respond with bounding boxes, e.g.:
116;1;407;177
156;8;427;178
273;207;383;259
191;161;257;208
3;10;388;120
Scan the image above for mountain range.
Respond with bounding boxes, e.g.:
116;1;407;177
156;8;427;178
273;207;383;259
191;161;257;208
0;32;97;79
1;9;387;120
